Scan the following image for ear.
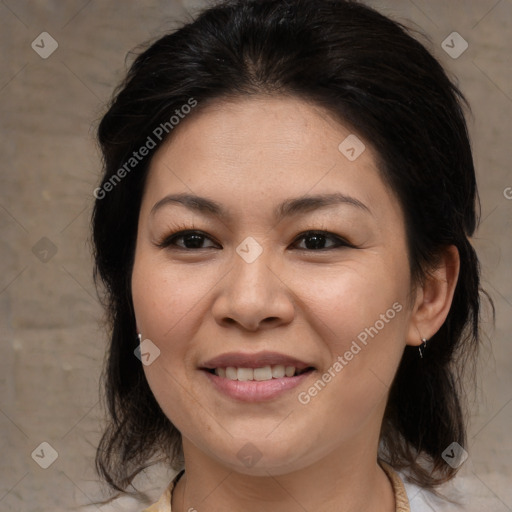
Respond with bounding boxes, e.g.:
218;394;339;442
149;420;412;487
406;245;460;347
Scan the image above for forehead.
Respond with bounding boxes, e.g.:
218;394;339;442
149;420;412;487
141;95;402;226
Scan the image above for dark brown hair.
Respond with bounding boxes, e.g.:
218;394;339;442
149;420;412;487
92;0;490;496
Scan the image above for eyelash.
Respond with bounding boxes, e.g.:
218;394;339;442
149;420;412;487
155;224;355;251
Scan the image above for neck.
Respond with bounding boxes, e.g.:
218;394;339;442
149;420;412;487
171;441;395;512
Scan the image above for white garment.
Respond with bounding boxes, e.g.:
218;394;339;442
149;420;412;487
80;470;507;511
404;477;464;511
402;471;508;511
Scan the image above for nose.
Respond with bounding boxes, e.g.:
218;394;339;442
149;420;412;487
211;250;295;332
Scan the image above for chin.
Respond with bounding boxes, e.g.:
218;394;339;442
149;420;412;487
202;436;320;477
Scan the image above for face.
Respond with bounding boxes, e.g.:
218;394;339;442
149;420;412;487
131;95;415;476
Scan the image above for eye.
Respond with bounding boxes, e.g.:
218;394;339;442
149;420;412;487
291;231;353;250
156;228;353;251
157;230;220;250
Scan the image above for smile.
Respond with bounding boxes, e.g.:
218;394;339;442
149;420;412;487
202;369;315;403
208;365;312;381
200;351;316;401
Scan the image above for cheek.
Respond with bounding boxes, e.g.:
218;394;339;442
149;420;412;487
131;255;203;395
290;259;409;412
131;255;208;430
143;361;204;432
131;252;212;339
288;260;408;345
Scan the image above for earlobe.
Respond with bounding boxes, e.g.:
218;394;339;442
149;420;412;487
406;245;460;347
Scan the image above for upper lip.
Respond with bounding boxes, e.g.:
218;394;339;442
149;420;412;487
200;351;313;370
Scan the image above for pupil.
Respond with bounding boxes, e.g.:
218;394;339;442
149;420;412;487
185;234;203;248
307;235;325;250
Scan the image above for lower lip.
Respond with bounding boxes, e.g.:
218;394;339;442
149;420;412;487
202;370;314;402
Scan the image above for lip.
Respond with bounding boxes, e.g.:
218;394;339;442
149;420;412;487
202;368;315;402
200;351;316;402
200;351;312;371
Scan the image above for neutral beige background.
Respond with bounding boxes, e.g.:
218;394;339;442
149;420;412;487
0;0;511;510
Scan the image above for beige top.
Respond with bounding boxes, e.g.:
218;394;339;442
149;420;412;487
142;461;410;512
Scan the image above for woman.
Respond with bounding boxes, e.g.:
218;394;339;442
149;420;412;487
92;0;489;510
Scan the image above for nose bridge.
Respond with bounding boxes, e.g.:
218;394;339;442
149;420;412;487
212;241;294;330
231;245;277;305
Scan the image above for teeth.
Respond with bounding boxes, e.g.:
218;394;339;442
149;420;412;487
237;367;253;381
271;365;285;378
254;366;272;381
214;365;307;381
285;365;295;377
225;367;237;380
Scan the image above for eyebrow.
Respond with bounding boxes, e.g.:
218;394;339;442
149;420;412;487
150;192;371;221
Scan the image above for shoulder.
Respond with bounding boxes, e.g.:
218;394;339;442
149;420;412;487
400;470;506;512
142;487;172;512
142;469;184;512
403;477;463;512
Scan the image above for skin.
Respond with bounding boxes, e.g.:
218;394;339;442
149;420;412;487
131;95;459;512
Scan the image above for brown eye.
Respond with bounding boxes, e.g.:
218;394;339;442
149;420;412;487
292;231;352;250
158;230;220;250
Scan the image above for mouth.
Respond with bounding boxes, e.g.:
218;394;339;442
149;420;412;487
203;365;314;381
199;351;316;401
200;350;315;378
